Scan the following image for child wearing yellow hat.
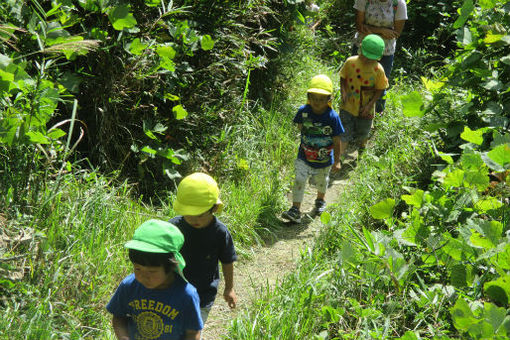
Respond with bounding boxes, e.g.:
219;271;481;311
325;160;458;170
106;219;203;340
169;172;237;324
281;74;345;223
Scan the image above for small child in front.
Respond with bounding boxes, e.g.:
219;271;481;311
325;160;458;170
106;219;203;340
282;74;344;223
339;34;389;154
169;172;237;324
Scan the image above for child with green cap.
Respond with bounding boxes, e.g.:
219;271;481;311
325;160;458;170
281;74;345;223
169;172;237;324
339;34;389;155
106;219;203;340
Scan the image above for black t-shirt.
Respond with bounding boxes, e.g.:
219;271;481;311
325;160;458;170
169;216;237;308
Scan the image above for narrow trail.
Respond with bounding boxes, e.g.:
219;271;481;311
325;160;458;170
202;148;360;339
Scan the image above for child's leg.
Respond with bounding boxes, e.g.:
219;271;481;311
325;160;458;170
375;54;395;113
311;166;331;200
355;117;373;148
291;159;310;209
200;306;212;323
339;110;355;155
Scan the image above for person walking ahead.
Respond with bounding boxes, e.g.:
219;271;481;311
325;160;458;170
282;74;344;223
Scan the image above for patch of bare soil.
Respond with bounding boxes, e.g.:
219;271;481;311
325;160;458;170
202;150;359;340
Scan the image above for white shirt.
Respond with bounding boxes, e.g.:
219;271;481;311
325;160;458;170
354;0;408;56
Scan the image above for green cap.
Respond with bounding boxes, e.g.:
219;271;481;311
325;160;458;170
361;34;385;60
125;219;186;276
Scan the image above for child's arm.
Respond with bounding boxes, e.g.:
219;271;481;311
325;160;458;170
221;262;237;308
340;77;348;104
332;136;342;172
360;89;384;118
112;316;130;340
184;329;201;340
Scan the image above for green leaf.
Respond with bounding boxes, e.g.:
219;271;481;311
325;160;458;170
474;197;503;212
443;234;476;261
490;243;510;270
483;79;503;91
129;38;148;55
47;129;66;139
397;331;420;340
26;131;50;144
172;105;188;119
484;33;505;44
460;126;484;145
450;297;477;332
443;169;464;188
438;152;455;164
401;91;424;117
453;0;474;29
320;211;331;225
362;227;375;252
484;274;510;306
483;302;507;335
369;198;395;219
450;263;472;287
463;168;489;191
401;189;424;208
487;144;510;166
200;35;215;51
141;146;156;155
159;57;175;72
479;0;499;9
156;45;176;59
109;5;137;31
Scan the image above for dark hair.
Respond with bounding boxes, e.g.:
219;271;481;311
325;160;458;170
128;249;178;274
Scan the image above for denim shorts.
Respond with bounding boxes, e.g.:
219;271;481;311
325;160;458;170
339;109;373;143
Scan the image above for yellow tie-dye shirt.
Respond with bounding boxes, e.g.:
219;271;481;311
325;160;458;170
340;56;388;117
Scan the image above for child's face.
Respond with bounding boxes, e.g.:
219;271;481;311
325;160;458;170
308;93;330;114
183;209;215;229
133;263;173;289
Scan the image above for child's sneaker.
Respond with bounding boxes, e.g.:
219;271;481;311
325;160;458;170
282;206;301;223
314;199;326;216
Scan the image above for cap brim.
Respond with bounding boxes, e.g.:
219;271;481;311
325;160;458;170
307;88;332;95
173;199;224;215
125;239;168;253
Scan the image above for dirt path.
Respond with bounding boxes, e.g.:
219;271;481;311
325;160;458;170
202;150;359;340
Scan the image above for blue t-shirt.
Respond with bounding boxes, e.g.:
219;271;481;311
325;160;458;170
169;216;237;308
294;104;344;168
106;274;203;340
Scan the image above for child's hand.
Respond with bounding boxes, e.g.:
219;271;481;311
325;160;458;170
331;161;342;173
223;288;237;309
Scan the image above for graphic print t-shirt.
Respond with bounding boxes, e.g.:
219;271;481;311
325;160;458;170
106;274;203;340
294;105;344;168
340;56;388;117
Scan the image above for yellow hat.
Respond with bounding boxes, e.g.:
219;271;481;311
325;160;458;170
173;172;224;216
307;74;333;95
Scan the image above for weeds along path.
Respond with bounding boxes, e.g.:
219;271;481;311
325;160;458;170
202;149;359;339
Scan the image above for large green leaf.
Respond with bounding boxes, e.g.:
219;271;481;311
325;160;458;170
369;198;395;219
129;38;148;55
401;91;424;117
108;5;137;31
443;234;476;261
487;144;510;166
450;263;473;287
474;197;504;213
460;126;484;145
401;189;425;208
443;169;464;188
479;0;500;9
450;297;477;332
453;0;474;29
484;274;510;306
